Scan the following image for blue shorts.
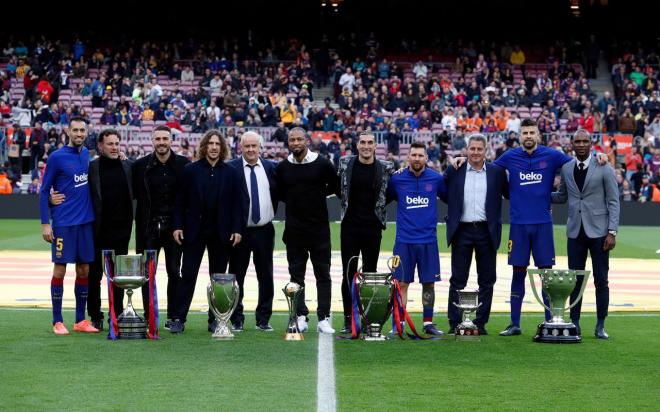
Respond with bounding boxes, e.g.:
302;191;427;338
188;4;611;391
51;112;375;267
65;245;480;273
507;223;555;267
392;242;440;284
51;223;95;264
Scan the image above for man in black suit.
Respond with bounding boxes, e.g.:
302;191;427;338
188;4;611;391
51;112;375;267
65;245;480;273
132;125;189;330
227;131;278;332
88;129;134;330
442;134;508;335
169;130;243;333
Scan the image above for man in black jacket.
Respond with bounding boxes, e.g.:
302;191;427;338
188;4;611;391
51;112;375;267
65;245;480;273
88;129;133;330
169;130;244;333
132;126;189;330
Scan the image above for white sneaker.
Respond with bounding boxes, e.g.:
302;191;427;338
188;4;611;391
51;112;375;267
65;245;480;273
317;318;335;334
297;315;309;332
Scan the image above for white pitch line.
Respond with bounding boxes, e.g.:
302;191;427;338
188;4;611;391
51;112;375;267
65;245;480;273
317;333;337;412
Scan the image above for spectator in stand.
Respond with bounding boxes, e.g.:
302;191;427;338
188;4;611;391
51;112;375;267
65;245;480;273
505;111;521;134
579;109;595;134
0;168;12;194
338;67;356;93
618;108;635;134
625;147;643;181
29;122;47;172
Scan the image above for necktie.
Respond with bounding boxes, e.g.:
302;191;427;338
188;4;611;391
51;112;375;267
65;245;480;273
248;164;260;224
579;163;584;171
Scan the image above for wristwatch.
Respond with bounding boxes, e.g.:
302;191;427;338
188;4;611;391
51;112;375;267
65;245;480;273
608;230;617;236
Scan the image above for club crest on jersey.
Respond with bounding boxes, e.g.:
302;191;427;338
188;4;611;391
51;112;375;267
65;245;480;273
406;195;429;209
425;183;433;192
539;160;547;168
519;171;542;186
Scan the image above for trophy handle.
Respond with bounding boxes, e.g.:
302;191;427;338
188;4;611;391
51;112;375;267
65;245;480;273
566;270;591;310
387;255;401;273
207;283;224;321
527;270;552;312
102;250;116;280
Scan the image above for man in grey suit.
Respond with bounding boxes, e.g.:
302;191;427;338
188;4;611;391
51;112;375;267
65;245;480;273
552;129;620;339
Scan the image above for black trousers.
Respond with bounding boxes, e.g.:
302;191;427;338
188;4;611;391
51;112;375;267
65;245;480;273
340;226;382;319
88;235;129;322
140;220;183;320
447;223;497;328
228;223;275;326
568;226;610;322
286;237;332;321
174;233;230;324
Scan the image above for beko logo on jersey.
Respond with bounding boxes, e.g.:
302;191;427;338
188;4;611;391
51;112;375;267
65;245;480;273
74;172;88;187
519;172;542;186
406;195;429;209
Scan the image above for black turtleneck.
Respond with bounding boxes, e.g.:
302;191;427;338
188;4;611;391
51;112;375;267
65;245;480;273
99;155;132;239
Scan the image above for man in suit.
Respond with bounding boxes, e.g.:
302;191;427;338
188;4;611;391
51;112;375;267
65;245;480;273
552;129;620;339
132;125;189;330
443;134;508;335
227;131;278;332
88;129;133;330
169;130;243;333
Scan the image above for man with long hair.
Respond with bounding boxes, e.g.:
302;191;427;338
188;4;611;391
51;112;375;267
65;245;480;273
169;130;244;333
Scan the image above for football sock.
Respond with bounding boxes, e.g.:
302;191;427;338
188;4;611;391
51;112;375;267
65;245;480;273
51;277;64;325
510;268;527;327
74;277;89;323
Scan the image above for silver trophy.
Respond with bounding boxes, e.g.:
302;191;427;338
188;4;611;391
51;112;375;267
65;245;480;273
103;250;157;339
283;282;304;341
207;273;240;339
453;289;482;341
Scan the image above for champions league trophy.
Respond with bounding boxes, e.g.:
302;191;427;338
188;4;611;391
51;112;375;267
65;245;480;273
207;273;240;339
453;289;482;341
283;282;304;341
354;256;399;341
528;269;591;343
103;250;157;339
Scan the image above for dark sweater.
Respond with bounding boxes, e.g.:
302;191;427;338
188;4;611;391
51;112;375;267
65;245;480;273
276;156;338;243
99;156;132;240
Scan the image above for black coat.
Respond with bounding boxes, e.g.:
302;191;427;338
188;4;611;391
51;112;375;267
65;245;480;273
132;151;189;252
173;159;244;244
89;157;134;239
442;163;509;251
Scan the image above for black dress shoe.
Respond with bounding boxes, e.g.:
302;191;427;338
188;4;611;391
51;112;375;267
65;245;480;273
575;325;582;336
595;326;610;339
169;319;185;333
448;326;456;335
499;325;522;336
208;320;217;332
477;326;488;336
231;321;244;332
91;319;104;331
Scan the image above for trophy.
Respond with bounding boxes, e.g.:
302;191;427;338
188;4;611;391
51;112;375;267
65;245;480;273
528;269;591;343
354;255;399;340
283;282;304;341
207;273;240;339
452;289;482;341
103;250;157;339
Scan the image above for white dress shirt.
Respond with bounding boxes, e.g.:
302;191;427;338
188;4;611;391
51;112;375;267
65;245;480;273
243;157;275;227
287;150;319;164
576;153;591;170
460;162;488;222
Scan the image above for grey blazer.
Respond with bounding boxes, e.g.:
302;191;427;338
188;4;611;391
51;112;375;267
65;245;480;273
551;157;620;239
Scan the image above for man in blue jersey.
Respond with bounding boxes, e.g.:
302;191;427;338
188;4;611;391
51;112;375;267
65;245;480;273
386;141;447;336
40;117;99;335
459;118;608;336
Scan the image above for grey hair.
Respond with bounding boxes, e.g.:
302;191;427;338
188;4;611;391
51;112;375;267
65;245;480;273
240;130;264;147
572;129;591;140
288;127;308;139
467;133;487;147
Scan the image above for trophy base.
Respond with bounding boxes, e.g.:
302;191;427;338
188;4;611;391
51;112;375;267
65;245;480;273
363;334;387;341
117;313;147;340
212;333;235;340
284;332;304;341
533;322;581;343
455;325;481;341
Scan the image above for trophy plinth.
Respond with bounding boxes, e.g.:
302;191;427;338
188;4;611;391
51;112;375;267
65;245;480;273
208;273;240;340
453;289;481;342
528;269;591;344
